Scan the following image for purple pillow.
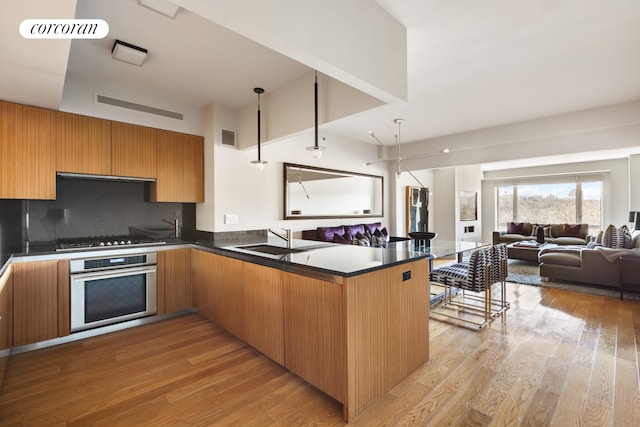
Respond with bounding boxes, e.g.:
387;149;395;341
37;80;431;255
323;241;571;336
344;224;365;236
333;233;351;244
317;226;345;242
507;222;527;235
364;222;382;234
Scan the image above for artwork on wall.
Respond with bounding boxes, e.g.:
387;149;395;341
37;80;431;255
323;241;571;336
459;190;477;221
406;186;429;234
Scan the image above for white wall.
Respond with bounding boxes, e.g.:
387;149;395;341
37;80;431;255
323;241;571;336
432;168;456;241
455;165;482;242
175;0;407;104
60;71;204;135
630;154;640;211
236;71;384;150
399;100;640;172
197;117;389;234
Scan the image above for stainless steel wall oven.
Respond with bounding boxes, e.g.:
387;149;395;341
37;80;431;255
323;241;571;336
70;252;157;332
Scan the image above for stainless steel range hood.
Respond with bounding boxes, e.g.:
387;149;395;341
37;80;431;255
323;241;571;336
56;172;156;183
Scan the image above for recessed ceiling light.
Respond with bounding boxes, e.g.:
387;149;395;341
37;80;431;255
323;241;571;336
111;40;148;66
138;0;181;19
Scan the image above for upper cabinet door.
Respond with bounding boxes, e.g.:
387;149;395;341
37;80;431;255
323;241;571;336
183;133;204;202
55;111;111;175
111;121;157;179
151;129;204;202
0;101;56;200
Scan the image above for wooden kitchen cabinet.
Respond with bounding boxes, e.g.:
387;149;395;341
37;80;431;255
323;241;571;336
283;260;429;421
191;250;244;338
12;261;59;347
111;121;157;179
283;272;345;403
158;248;192;314
191;249;428;421
0;100;56;199
191;250;284;364
55;111;111;175
242;262;284;364
0;266;12;353
151;130;204;203
0;266;12;388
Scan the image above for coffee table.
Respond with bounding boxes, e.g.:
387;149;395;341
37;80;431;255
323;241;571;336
507;241;556;262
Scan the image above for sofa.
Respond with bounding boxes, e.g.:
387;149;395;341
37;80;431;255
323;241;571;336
493;222;591;246
301;222;409;247
539;228;640;289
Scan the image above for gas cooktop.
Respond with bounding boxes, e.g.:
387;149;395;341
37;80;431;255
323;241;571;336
55;235;167;252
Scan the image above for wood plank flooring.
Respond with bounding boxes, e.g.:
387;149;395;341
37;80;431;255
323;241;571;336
1;281;640;426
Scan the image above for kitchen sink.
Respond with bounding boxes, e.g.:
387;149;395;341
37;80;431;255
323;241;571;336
239;244;307;255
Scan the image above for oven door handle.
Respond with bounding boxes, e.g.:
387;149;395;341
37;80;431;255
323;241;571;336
70;265;157;281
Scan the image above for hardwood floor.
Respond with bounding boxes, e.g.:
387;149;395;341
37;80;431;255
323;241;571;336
1;282;640;426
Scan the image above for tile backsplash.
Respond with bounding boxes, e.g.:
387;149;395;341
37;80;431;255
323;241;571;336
18;177;194;243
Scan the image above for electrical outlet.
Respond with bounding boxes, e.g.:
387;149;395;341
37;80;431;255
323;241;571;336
224;214;239;224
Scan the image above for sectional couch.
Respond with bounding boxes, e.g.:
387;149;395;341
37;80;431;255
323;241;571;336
539;229;640;289
493;222;591;246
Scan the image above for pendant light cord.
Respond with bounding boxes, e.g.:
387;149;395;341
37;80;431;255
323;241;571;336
257;90;262;161
314;71;318;149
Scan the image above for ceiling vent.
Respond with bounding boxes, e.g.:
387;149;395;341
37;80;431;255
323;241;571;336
95;93;183;120
221;129;236;147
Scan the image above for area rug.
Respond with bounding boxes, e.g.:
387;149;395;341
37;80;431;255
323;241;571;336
506;259;541;285
505;259;640;301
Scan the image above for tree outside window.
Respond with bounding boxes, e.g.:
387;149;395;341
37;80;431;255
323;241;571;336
497;180;602;230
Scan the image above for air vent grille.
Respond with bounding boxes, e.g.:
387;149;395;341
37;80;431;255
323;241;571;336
95;94;183;120
221;129;236;147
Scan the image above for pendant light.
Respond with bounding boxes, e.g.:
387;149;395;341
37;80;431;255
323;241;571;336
394;118;403;178
306;71;326;159
250;87;268;170
365;118;450;188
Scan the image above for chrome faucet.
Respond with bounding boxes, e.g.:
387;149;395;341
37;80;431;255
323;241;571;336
269;228;292;248
163;218;181;238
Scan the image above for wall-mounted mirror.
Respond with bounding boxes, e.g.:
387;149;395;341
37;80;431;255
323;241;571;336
284;163;383;219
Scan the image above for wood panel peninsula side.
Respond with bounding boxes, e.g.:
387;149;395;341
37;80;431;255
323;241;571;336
192;243;430;422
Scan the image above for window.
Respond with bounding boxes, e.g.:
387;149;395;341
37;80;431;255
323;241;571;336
497;178;602;230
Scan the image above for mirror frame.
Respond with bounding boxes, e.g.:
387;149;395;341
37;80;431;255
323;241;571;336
284;162;384;220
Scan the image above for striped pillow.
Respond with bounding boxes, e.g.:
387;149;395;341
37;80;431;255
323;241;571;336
602;224;632;249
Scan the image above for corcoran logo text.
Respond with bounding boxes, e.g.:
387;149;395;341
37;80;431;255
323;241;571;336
20;19;109;39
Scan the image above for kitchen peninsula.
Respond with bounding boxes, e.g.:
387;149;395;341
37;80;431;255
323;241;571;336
0;236;429;422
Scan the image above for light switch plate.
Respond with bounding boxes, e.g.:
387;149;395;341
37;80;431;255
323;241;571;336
224;214;239;224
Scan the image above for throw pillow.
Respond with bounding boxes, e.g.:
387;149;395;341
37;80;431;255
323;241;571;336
333;233;351;244
370;234;387;247
531;225;551;238
352;231;370;246
561;223;583;238
381;227;390;241
507;222;527;235
374;228;390;243
345;224;365;237
317;226;345;242
602;224;633;249
364;222;382;234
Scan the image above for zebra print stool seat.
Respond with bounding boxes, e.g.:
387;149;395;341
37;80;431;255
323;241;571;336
429;244;509;328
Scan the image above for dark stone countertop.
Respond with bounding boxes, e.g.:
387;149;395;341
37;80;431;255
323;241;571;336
1;236;430;279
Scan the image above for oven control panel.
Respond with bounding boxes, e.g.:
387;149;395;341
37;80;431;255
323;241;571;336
70;252;157;273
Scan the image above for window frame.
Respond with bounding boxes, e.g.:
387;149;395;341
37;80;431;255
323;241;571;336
495;174;604;230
